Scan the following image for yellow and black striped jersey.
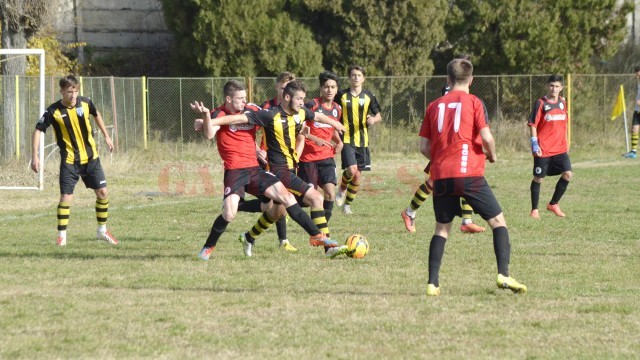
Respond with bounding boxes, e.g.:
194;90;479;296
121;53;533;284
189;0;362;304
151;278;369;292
246;105;315;169
335;89;381;147
36;96;99;164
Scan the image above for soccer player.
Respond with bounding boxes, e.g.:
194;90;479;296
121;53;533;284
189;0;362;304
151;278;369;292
259;71;297;251
298;70;344;225
623;65;640;158
528;74;573;219
30;75;118;246
420;58;526;296
334;65;382;215
200;80;348;258
190;80;339;259
401;75;485;234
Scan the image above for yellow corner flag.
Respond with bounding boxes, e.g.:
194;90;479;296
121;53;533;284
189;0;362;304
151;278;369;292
611;85;626;121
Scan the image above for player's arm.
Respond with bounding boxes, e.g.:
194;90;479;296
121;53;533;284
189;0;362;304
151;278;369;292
332;130;343;154
312;112;345;133
31;129;43;173
480;127;496;163
420;137;431;160
93;111;114;152
190;101;248;126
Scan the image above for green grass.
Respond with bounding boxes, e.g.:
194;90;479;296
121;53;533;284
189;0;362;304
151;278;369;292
1;148;639;359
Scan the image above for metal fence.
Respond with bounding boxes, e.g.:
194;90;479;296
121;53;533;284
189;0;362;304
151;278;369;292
1;74;635;162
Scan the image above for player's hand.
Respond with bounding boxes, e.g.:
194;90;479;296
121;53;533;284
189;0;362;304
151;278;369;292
190;101;210;115
366;114;375;126
104;136;114;152
257;149;268;164
333;123;346;133
30;157;39;173
299;124;310;136
194;118;203;131
310;136;333;148
485;151;496;163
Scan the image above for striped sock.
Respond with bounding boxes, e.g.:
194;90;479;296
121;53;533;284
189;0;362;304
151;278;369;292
345;180;360;205
57;202;70;231
248;211;276;240
96;198;109;226
311;207;329;236
410;181;431;211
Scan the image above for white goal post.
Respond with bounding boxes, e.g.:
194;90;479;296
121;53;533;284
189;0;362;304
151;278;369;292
0;48;45;190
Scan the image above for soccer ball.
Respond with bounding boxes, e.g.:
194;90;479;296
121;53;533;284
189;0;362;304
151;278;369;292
345;234;369;259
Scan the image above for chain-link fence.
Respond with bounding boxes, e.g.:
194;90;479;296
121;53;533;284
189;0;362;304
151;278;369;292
2;73;635;164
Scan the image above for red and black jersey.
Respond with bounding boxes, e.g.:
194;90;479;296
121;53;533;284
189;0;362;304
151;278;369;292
527;96;568;157
261;97;278;110
36;96;99;164
420;90;489;181
300;98;341;163
335;89;381;147
211;103;261;170
245;105;315;169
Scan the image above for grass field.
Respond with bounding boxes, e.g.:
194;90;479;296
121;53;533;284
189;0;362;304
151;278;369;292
1;147;639;359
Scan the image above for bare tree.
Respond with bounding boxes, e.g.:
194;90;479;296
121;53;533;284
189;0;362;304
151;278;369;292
1;0;53;158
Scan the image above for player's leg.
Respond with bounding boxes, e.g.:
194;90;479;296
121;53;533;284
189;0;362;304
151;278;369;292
84;159;117;245
56;163;81;246
464;177;526;293
402;164;432;233
336;144;357;207
343;146;369;214
623;115;639;158
459;198;485;233
426;182;459;296
198;193;241;260
530;156;549;219
316;159;337;223
546;154;572;217
341;166;359;214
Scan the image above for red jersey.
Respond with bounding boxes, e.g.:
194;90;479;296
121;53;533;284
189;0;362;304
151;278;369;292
419;90;489;181
300;98;341;162
527;96;568;157
211;103;261;170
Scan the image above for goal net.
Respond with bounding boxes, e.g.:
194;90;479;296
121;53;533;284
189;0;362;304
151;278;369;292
0;48;46;190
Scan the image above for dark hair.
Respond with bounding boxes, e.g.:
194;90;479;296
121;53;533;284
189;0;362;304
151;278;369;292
223;79;246;97
447;59;473;84
283;80;307;98
276;71;296;84
453;54;471;61
348;64;365;77
319;70;339;86
59;75;79;89
547;74;563;84
633;65;640;73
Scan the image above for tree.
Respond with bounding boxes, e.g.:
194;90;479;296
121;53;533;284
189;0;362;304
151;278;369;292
161;0;323;77
295;0;449;76
1;0;55;158
443;0;633;74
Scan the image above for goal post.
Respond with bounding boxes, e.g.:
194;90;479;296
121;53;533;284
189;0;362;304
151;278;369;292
0;48;45;190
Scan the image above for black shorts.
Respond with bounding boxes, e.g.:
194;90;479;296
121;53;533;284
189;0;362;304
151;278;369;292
59;158;106;195
432;177;502;223
298;158;337;187
341;143;371;171
269;165;313;198
633;111;640;126
223;167;280;199
533;152;572;178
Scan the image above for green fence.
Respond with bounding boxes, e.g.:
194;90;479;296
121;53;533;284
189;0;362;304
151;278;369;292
1;74;635;162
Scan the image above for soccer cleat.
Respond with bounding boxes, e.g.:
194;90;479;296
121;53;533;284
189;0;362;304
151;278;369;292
198;246;215;261
325;245;348;259
622;151;637;159
56;236;67;247
426;284;441;296
546;203;565;217
308;233;338;247
401;210;416;233
342;204;353;215
530;209;540;219
335;190;346;207
496;274;527;293
97;230;118;245
239;233;253;257
279;239;298;252
460;222;485;233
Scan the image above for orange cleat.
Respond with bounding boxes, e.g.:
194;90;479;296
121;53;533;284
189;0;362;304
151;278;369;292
309;233;337;247
530;209;540;219
460;223;485;233
546;203;565;217
401;210;416;233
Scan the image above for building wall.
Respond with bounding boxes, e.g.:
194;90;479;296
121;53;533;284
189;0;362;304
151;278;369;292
53;0;172;75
